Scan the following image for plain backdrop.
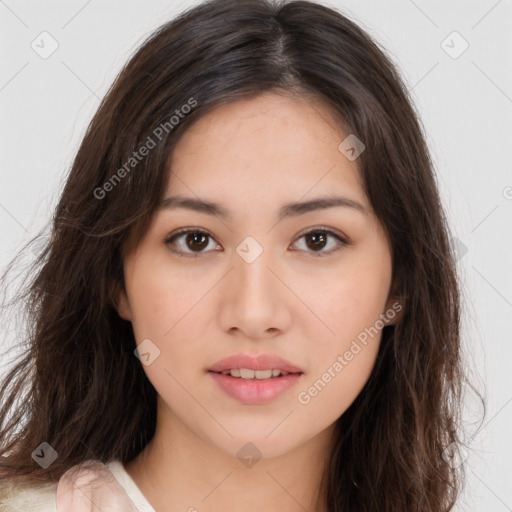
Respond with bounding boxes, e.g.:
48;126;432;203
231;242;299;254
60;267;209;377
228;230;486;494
1;0;511;510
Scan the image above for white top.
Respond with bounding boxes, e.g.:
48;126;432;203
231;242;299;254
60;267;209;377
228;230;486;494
0;459;156;512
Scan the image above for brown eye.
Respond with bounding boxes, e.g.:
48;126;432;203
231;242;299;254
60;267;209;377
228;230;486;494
305;231;328;251
164;227;348;258
292;229;348;257
184;232;209;251
164;229;219;257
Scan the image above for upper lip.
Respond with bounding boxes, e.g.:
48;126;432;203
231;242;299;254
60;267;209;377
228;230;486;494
208;353;304;374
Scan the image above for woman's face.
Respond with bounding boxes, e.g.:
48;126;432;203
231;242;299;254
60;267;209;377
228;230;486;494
116;92;400;460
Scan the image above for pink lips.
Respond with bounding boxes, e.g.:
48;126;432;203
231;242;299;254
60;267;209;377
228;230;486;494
207;353;304;405
209;372;303;404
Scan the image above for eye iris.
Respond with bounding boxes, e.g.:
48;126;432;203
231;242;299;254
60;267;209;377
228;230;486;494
306;231;327;251
186;232;208;251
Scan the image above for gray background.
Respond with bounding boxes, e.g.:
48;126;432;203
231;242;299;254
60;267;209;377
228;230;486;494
1;0;511;509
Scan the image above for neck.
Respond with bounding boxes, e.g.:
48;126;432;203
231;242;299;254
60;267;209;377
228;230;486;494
124;402;333;512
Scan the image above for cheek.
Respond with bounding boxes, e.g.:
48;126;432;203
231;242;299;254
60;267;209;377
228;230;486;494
126;255;206;339
300;258;391;350
297;339;380;424
297;285;385;419
295;251;390;411
125;264;216;392
126;271;206;411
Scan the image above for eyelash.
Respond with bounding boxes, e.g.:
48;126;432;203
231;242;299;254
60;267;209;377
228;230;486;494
163;226;349;258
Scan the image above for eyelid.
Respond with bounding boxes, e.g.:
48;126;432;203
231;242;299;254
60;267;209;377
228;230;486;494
294;225;348;244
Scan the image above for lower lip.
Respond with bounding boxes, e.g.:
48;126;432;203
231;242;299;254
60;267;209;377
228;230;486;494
208;371;303;405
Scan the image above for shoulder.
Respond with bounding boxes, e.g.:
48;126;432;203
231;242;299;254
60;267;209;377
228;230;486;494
0;479;57;512
55;459;142;511
0;459;153;512
0;459;119;512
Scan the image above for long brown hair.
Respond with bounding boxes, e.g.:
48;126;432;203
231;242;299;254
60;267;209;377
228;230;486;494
0;1;484;510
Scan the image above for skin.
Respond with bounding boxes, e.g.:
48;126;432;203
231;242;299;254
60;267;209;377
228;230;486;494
116;91;402;512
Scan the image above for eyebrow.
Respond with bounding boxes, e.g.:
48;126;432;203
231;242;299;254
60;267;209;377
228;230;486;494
158;194;367;221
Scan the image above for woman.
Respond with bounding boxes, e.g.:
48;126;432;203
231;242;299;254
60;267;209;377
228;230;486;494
0;0;482;510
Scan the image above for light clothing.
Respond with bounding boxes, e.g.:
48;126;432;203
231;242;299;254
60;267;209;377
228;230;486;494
0;459;156;511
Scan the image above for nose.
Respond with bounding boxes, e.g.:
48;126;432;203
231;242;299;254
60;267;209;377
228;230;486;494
217;244;292;340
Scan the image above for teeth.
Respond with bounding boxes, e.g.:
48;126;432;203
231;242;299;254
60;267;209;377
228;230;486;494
255;369;273;379
240;368;255;379
219;368;291;379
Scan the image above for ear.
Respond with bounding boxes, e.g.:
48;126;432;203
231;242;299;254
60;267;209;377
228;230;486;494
109;279;133;321
383;274;405;326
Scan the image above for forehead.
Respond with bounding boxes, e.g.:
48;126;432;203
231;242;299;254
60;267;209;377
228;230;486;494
165;92;370;214
170;92;349;163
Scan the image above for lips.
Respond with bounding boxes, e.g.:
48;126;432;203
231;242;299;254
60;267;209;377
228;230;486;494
209;371;302;404
208;353;304;374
